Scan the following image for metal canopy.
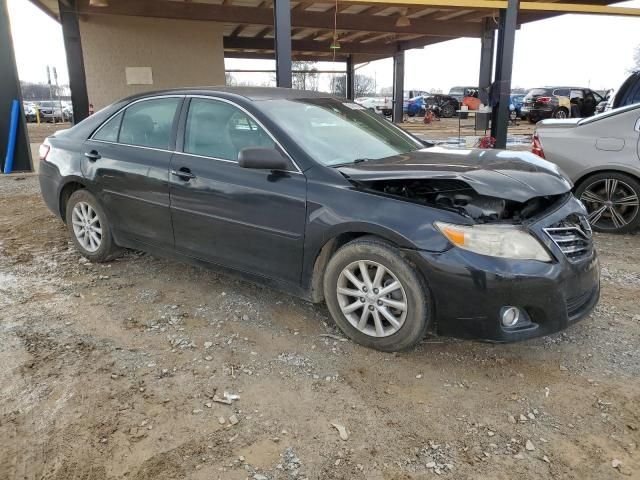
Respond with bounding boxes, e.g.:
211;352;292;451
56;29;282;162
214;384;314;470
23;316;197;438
31;0;640;63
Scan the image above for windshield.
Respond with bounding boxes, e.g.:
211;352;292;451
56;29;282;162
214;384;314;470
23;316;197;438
259;98;423;166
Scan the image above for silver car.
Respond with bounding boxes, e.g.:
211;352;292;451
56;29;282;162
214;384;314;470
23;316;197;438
533;103;640;233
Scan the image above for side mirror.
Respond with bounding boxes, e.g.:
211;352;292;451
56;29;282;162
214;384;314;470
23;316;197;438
238;147;289;170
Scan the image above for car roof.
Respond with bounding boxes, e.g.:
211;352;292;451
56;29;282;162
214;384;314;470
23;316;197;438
120;86;337;103
531;86;589;90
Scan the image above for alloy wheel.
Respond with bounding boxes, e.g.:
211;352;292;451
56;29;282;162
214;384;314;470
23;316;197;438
71;202;103;252
580;178;639;230
336;260;408;338
554;109;568;119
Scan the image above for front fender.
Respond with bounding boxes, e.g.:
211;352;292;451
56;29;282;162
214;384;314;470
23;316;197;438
301;181;461;293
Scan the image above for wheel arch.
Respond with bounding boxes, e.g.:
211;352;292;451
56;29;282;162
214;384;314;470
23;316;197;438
573;167;640;192
307;224;418;303
58;178;89;222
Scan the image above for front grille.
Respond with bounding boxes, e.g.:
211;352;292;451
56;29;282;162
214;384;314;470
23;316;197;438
566;288;596;318
544;214;593;262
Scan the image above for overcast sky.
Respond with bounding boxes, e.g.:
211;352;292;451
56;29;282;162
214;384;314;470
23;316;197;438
7;0;640;93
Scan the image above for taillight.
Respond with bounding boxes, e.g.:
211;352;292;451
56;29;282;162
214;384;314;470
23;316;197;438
532;133;545;158
537;96;552;103
39;141;50;161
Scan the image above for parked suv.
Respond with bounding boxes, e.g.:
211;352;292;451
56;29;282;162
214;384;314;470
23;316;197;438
37;101;68;122
448;86;477;102
522;87;603;123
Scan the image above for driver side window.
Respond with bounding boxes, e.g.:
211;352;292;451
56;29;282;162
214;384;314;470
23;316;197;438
184;98;275;161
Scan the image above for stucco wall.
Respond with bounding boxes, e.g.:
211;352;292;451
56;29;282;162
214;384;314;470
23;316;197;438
79;15;225;109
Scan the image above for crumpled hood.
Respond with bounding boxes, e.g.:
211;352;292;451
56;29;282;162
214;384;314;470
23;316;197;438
337;147;572;203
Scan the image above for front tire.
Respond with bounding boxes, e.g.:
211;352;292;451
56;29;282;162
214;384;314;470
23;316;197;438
323;237;431;351
574;172;640;233
65;190;120;262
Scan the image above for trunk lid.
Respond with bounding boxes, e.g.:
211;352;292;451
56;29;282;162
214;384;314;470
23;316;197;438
536;118;581;129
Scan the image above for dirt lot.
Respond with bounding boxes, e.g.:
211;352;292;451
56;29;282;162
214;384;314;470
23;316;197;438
27;122;72;145
1;175;638;480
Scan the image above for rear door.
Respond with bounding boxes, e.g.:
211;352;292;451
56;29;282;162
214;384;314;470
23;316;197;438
169;97;307;284
82;96;183;248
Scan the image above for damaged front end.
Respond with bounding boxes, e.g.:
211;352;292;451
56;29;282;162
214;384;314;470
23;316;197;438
353;178;568;224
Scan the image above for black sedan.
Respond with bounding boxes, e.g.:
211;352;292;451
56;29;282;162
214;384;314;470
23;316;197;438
39;88;599;351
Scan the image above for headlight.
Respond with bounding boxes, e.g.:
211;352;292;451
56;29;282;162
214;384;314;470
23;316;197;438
435;222;552;262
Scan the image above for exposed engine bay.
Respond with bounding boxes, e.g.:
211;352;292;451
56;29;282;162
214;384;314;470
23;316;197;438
355;178;565;223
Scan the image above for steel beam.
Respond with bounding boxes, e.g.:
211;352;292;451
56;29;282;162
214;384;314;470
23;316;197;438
0;0;32;172
478;18;494;99
339;0;640;17
490;0;518;149
346;56;355;99
273;0;292;87
392;49;405;123
59;0;89;123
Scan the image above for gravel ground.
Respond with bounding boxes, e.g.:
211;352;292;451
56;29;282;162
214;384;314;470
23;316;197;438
1;175;638;480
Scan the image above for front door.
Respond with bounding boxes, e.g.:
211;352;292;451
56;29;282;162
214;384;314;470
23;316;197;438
82;96;183;248
169;97;307;284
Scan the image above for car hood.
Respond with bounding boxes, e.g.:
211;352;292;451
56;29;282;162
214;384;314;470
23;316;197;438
336;147;572;203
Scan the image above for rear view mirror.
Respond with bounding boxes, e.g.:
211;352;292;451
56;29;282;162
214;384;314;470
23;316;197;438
238;147;288;170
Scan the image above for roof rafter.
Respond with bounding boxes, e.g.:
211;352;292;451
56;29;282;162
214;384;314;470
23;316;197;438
78;0;485;37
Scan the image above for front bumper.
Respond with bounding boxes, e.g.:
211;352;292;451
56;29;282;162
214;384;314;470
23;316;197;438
407;196;600;342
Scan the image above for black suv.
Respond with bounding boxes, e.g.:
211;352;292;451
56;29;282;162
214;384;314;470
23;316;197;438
522;87;603;123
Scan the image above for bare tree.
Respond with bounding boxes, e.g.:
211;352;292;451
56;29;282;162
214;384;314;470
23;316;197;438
331;74;376;98
292;61;319;91
225;72;237;86
20;81;69;101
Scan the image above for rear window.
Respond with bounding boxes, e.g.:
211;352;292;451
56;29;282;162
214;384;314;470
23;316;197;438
93;111;123;142
525;88;550;98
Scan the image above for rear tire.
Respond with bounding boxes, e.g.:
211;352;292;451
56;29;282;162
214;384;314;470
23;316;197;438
440;104;455;118
553;107;569;119
323;237;431;351
65;190;120;262
574;172;640;234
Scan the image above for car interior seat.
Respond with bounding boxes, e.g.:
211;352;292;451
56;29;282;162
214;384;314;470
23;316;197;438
188;111;236;160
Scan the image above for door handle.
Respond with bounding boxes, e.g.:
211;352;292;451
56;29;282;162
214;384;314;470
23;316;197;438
84;150;101;161
171;168;196;180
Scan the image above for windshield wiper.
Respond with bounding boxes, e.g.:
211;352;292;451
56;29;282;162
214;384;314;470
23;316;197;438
330;158;369;168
